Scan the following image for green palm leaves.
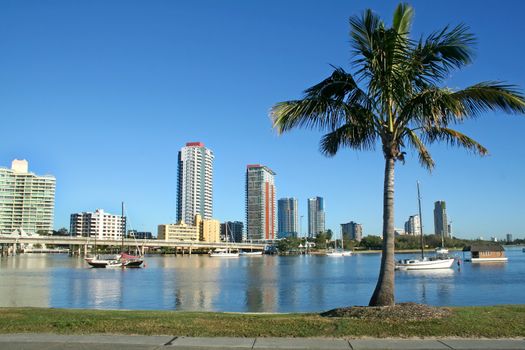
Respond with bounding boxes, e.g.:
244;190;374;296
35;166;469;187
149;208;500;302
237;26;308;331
271;3;525;170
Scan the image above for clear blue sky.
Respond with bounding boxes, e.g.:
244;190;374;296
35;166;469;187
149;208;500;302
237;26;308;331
1;0;524;239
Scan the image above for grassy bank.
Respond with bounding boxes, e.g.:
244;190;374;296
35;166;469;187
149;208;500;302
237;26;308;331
1;306;524;338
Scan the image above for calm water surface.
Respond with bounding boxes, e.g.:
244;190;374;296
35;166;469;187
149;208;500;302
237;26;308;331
1;248;524;312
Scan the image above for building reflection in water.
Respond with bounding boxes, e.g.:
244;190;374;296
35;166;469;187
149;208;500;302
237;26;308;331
0;255;50;307
244;256;278;312
162;256;221;311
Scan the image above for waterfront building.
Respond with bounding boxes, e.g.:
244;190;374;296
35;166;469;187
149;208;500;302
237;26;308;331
127;230;154;239
245;164;276;241
433;201;449;238
70;209;126;240
307;197;325;238
341;221;363;242
277;197;298;238
196;214;220;243
404;214;421;235
506;233;513;243
157;221;198;241
221;221;244;242
177;142;214;225
0;159;56;235
158;214;220;242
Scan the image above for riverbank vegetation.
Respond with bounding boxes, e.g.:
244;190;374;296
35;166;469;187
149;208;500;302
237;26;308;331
0;306;524;338
276;234;502;254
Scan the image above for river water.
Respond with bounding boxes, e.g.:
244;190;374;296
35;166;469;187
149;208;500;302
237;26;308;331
0;248;524;312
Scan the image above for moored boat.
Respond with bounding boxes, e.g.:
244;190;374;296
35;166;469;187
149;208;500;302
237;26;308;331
85;254;121;268
396;181;454;271
209;248;239;257
239;250;263;256
396;257;455;270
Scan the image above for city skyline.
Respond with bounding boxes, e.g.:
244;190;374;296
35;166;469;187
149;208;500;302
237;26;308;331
1;1;524;238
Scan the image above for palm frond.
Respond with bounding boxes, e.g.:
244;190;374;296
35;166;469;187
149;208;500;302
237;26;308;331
271;98;349;134
304;67;370;107
320;119;378;156
409;24;475;84
392;3;414;36
452;81;525;116
404;129;435;169
423;127;489;155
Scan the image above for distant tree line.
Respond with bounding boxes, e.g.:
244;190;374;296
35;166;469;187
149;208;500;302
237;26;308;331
276;232;521;254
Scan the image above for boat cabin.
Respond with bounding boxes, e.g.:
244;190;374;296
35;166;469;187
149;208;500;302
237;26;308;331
463;243;507;262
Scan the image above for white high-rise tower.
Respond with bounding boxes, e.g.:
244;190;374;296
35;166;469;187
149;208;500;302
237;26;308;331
177;142;214;225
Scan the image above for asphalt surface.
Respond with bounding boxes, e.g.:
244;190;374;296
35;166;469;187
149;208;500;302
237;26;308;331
0;334;524;350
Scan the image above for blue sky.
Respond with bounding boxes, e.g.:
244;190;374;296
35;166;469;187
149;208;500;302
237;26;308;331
1;0;524;239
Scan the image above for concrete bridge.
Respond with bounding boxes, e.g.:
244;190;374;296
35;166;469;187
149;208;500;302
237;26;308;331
0;234;267;257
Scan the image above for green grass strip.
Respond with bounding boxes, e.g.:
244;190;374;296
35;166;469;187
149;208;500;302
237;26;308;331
1;306;524;338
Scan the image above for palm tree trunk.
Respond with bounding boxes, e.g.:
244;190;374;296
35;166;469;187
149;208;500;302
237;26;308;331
369;156;396;306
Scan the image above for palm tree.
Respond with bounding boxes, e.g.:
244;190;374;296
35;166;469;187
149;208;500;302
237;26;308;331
271;3;525;306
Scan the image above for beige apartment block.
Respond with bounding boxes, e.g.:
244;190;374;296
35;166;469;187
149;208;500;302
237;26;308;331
196;214;220;243
157;221;199;241
158;214;220;242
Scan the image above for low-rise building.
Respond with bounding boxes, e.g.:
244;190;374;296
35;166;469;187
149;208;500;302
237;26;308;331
196;215;220;243
70;209;125;240
157;221;198;241
158;215;221;242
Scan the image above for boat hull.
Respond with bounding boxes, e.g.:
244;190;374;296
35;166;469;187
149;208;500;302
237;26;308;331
239;251;263;256
326;250;352;257
471;257;508;263
396;258;455;270
209;253;240;257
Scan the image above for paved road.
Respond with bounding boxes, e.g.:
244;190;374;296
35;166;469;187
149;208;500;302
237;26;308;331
0;334;524;350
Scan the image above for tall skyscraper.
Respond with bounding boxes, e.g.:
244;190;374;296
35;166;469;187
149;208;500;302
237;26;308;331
433;201;449;238
0;159;56;234
177;142;214;225
245;164;276;241
307;197;325;238
404;214;421;235
341;221;363;241
277;197;298;238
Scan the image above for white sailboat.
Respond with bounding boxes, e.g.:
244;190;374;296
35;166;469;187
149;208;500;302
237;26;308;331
326;230;352;257
395;182;454;271
209;224;239;257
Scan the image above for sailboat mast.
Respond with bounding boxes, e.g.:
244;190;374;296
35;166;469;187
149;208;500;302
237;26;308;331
121;201;125;252
417;182;424;260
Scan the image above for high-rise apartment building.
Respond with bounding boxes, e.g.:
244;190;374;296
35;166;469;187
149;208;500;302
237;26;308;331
70;209;126;240
404;214;421;235
177;142;214;225
341;221;363;241
277;197;298;238
221;221;244;242
307;197;325;238
0;160;56;235
245;164;276;241
433;201;449;238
